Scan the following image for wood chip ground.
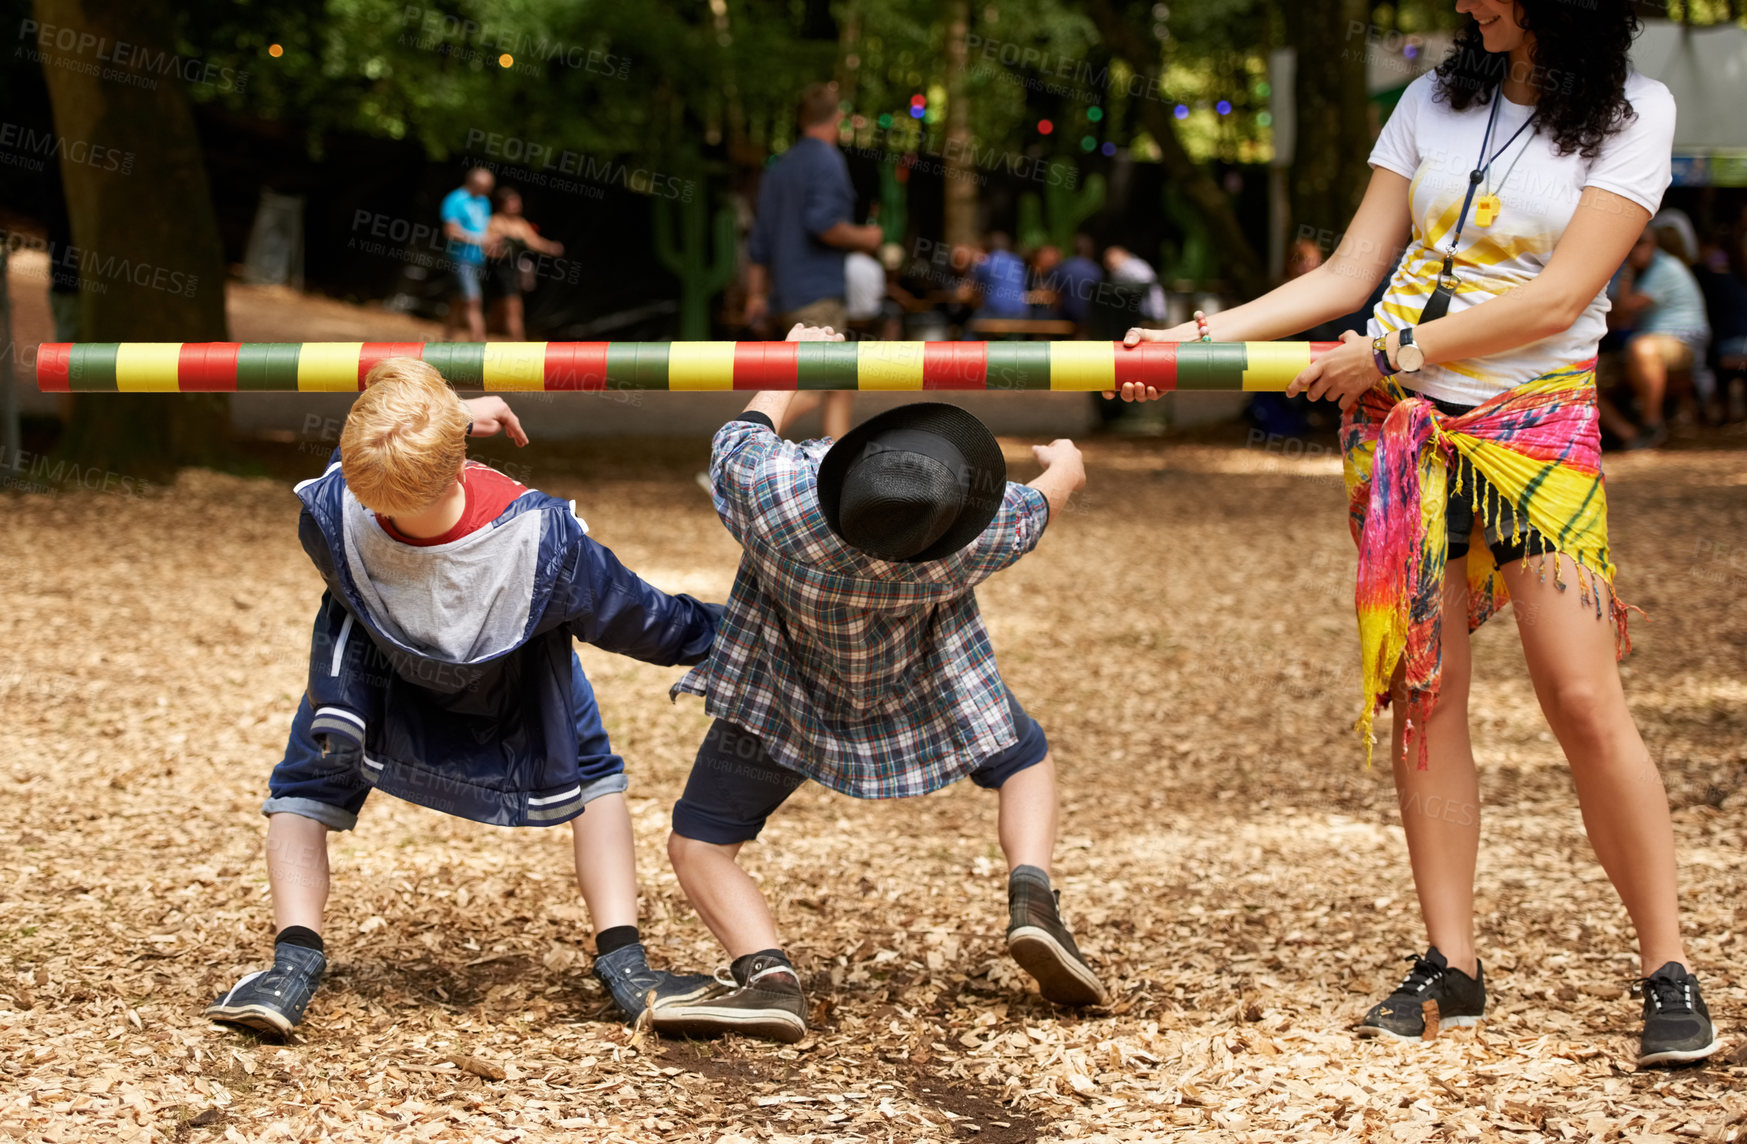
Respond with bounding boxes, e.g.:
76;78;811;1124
3;430;1743;1143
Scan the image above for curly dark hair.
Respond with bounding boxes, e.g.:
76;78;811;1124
1432;1;1641;159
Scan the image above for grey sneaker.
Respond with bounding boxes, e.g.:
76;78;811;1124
1637;962;1721;1067
649;954;807;1043
591;942;716;1019
1355;948;1485;1042
205;944;326;1039
1006;875;1108;1006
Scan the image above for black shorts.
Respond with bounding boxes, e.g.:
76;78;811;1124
1431;397;1554;565
671;691;1050;846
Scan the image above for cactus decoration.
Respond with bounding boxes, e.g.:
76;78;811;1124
877;159;908;247
1017;172;1106;251
653;192;738;341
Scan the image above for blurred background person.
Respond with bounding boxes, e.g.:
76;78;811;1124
484;187;564;342
1103;244;1166;324
1602;221;1711;449
440;166;494;342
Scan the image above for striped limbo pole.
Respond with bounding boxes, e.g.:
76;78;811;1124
35;341;1336;393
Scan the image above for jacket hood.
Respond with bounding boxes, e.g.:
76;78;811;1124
295;459;583;688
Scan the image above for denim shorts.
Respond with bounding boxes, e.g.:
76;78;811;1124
1431;396;1555;565
451;261;483;303
262;660;628;832
671;690;1050;846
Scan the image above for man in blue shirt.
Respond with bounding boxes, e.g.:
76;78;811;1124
744;83;881;440
745;83;882;335
1611;226;1712;448
968;232;1030;321
441;167;494;342
1052;233;1104;329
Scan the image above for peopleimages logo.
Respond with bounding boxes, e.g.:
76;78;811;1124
0;122;134;174
16;19;249;92
399;6;631;78
0;229;200;298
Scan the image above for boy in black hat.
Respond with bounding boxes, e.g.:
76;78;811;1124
656;324;1103;1043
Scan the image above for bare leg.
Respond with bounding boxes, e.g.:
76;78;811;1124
465;298;486;342
267;813;331;934
1500;555;1688;975
667;833;780;959
1625;337;1668;432
820;392;854;440
504;294;525;341
997;754;1058;874
570;793;640;935
1390;556;1481;977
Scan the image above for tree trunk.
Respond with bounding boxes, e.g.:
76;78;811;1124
942;0;979;249
1084;0;1267;298
1280;0;1375;253
33;0;232;471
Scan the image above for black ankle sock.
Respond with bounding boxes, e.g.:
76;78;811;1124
594;925;641;957
276;925;324;954
1009;864;1051;890
731;948;791;981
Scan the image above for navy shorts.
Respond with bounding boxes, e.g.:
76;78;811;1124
262;654;628;831
671;690;1050;846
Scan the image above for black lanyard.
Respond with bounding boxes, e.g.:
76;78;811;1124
1419;86;1538;323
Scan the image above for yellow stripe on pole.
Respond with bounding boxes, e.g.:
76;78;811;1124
668;342;738;391
297;342;366;392
483;342;549;391
856;342;925;390
1047;341;1116;392
1239;341;1312;391
114;343;185;392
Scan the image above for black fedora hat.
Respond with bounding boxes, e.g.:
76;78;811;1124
817;402;1007;563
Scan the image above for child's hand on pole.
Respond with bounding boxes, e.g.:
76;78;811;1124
785;323;846;342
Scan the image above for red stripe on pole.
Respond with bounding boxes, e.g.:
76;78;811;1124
1112;341;1178;391
358;342;428;385
178;342;242;391
922;342;987;389
733;342;798;389
35;343;71;391
1309;341;1338;362
544;342;610;390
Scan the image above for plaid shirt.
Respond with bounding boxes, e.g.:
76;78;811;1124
674;418;1050;799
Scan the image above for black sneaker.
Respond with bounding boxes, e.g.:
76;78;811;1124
649;953;807;1043
1355;948;1485;1042
1006;875;1108;1006
205;943;326;1039
591;942;717;1020
1636;962;1721;1067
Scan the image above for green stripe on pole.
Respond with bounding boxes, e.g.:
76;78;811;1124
985;343;1051;391
605;343;669;390
1173;343;1249;390
236;344;303;391
421;343;486;386
796;342;859;390
67;343;120;391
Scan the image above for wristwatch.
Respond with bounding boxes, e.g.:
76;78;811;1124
1396;326;1425;374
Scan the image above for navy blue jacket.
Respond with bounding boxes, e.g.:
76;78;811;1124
294;452;719;827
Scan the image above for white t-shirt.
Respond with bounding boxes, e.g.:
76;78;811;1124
845;251;886;321
1367;70;1676;405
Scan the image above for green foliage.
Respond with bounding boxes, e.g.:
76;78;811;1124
1016;172;1105;250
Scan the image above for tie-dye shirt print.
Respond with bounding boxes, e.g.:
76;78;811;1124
1366;71;1676;405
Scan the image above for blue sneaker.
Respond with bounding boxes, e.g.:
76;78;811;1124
592;942;716;1019
205;944;326;1038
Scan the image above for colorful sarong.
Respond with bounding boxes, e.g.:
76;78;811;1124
1339;361;1631;767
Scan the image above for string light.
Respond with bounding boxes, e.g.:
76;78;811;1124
1038;119;1054;135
